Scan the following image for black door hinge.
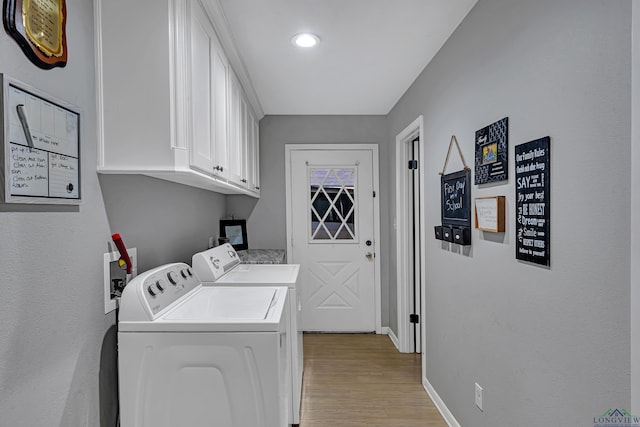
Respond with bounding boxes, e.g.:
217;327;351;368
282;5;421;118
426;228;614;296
408;160;418;170
409;314;419;323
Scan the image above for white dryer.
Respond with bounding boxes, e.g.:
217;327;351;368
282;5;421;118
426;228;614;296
192;244;304;425
118;262;290;427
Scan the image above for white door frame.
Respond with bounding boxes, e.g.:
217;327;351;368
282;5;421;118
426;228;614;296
395;116;425;353
285;143;382;334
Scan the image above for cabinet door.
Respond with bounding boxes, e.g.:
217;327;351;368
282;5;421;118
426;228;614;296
227;71;245;185
211;41;229;178
240;96;251;187
252;117;260;193
246;107;260;194
189;1;229;179
189;3;215;174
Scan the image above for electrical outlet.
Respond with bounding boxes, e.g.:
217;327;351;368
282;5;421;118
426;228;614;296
475;382;483;411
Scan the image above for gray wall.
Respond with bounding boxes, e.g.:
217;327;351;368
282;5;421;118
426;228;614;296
228;115;390;326
99;175;225;269
0;2;227;426
386;0;631;425
0;0;633;425
632;1;640;416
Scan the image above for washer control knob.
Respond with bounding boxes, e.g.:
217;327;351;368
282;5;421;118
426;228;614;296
167;271;178;285
180;269;188;279
186;268;193;277
147;285;157;297
156;280;164;292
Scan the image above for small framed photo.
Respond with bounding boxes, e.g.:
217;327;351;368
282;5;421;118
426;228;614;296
474;117;508;184
220;219;248;250
481;141;498;165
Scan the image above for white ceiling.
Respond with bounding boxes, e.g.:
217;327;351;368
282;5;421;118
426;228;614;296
218;0;478;116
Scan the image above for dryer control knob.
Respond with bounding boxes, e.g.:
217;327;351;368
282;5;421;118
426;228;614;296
186;268;193;277
167;271;178;285
180;269;188;279
156;280;165;292
147;286;157;297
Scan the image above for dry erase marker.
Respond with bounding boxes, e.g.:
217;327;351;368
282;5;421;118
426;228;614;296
16;104;34;148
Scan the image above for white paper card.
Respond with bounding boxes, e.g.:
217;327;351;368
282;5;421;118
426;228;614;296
475;198;498;230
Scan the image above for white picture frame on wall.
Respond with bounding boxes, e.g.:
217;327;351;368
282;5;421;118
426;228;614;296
474;196;505;232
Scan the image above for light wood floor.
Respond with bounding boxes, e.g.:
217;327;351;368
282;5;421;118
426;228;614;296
299;333;447;427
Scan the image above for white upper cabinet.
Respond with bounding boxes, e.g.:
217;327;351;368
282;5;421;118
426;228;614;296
212;40;229;178
246;104;261;194
228;70;260;195
189;1;230;180
189;5;215;174
227;70;245;186
96;0;260;197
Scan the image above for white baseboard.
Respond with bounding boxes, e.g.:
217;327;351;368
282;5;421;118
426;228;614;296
381;327;459;426
423;376;461;427
381;326;400;350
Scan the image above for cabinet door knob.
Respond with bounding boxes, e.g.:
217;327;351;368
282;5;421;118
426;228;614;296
241;179;247;183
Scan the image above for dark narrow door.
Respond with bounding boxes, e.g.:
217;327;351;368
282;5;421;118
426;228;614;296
410;137;421;352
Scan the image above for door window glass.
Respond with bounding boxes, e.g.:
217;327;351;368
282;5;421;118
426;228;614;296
309;167;356;241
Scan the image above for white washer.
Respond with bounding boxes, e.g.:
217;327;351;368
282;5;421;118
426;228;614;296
118;262;291;427
192;244;303;425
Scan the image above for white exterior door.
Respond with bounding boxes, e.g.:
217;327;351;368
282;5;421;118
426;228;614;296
286;146;379;332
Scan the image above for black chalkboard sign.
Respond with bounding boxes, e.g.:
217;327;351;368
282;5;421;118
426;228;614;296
515;137;550;266
441;169;471;227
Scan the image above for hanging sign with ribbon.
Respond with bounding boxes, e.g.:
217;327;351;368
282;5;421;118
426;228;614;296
435;135;472;246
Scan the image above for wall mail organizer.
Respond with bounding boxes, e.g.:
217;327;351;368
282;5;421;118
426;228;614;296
475;196;506;232
0;74;81;204
434;135;472;246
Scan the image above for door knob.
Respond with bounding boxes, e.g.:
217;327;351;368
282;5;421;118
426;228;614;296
365;252;373;260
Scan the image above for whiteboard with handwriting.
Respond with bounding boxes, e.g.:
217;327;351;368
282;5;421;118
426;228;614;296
1;75;81;204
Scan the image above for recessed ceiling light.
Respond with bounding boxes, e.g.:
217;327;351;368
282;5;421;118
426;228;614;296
292;33;320;48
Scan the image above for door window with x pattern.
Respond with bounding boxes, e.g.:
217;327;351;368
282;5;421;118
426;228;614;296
309;167;357;242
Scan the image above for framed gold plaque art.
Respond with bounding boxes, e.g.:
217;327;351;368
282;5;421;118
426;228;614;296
3;0;68;69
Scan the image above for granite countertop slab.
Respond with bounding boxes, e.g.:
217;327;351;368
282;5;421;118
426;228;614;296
237;249;286;264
